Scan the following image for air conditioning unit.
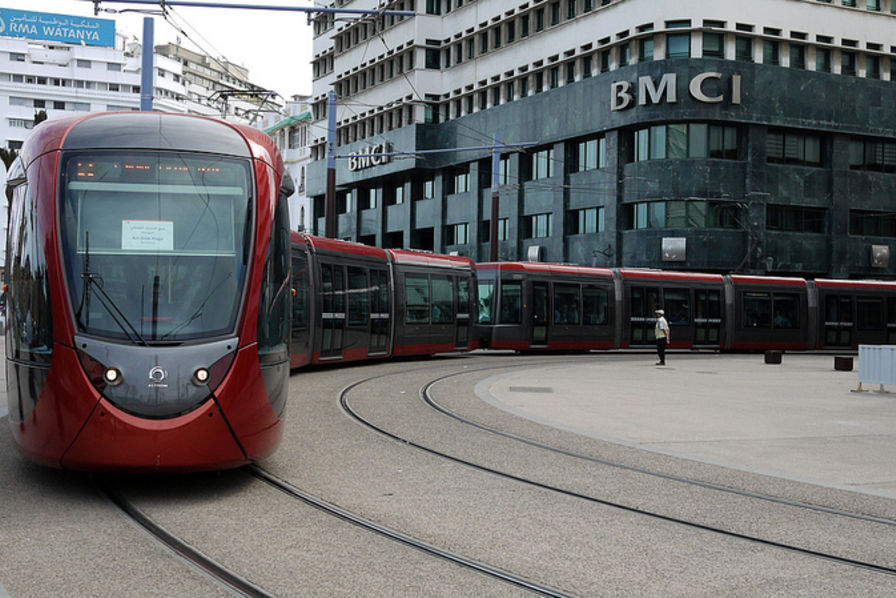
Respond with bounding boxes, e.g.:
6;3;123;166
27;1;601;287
527;245;545;262
871;245;890;268
662;237;686;262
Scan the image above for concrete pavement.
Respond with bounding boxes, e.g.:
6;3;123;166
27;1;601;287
478;352;896;499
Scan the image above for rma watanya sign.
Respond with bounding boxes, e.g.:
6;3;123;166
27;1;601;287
0;8;115;48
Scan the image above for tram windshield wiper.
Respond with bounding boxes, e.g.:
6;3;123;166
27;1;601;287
78;232;148;346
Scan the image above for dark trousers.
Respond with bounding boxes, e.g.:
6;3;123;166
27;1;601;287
656;337;667;364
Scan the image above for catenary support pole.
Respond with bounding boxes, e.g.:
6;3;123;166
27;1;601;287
325;90;338;238
489;133;500;262
140;17;153;111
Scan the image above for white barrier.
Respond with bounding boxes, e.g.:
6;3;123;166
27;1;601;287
856;345;896;392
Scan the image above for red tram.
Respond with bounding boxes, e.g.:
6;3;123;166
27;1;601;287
288;233;476;368
5;112;293;471
475;262;896;352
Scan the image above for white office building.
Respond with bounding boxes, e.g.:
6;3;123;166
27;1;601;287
262;96;314;232
305;0;896;279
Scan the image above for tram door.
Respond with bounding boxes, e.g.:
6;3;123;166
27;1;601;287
320;263;345;359
694;289;722;345
454;277;471;349
824;294;853;347
290;252;311;362
532;282;550;346
369;269;391;355
629;286;661;345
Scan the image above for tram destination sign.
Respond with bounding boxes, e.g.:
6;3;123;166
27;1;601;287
610;71;742;111
0;8;115;47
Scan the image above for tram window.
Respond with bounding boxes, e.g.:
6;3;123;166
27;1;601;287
553;284;581;325
347;267;369;326
370;269;390;314
457;277;471;317
6;180;53;363
477;280;495;323
857;298;882;330
500;281;522;324
291;255;309;330
431;276;454;323
773;294;799;328
257;193;291;360
663;288;690;325
743;292;771;328
406;275;430;323
583;286;609;325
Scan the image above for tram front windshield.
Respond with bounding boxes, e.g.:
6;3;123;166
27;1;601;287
60;151;253;342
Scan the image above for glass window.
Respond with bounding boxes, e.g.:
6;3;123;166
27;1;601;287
857;298;882;330
816;48;831;72
553;284;581;324
743;292;771;328
667;124;687;159
6;179;53;364
664;289;690;325
347;267;369;326
431;276;454;323
257;192;291;361
457;278;471;317
640;38;654;61
291;255;309;332
406;275;430;323
773;294;799;328
583;286;609;325
500;281;522;323
649;125;666;160
735;36;753;62
666;33;691;58
477;280;495;323
702;32;723;57
59;151;252;342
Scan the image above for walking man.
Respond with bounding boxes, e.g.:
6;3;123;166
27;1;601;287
655;308;670;366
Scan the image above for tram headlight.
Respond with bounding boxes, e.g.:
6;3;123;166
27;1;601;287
104;367;123;386
193;368;210;385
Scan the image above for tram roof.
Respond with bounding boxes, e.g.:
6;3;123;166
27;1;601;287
299;233;389;260
476;262;614;278
814;278;896;290
617;269;724;283
59;112;254;157
728;274;808;287
388;249;475;269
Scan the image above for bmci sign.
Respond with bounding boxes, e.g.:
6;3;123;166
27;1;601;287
610;72;742;111
0;8;115;48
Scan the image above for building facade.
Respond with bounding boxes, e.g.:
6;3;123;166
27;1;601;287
262;96;314;232
0;35;278;152
307;0;896;278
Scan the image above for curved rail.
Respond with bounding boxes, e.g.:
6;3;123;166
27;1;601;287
338;367;896;578
249;465;575;598
422;366;896;528
94;476;276;598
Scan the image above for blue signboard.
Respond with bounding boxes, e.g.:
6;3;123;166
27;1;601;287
0;8;115;47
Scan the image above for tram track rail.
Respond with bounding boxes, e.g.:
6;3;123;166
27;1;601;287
248;465;574;598
93;476;276;598
423;365;896;528
337;363;896;580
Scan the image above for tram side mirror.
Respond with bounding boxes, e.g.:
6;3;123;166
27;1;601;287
279;173;295;199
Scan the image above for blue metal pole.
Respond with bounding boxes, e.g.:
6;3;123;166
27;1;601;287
489;133;500;261
325;90;337;238
140;16;153;111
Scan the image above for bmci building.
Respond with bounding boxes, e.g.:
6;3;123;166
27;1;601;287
307;0;896;278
